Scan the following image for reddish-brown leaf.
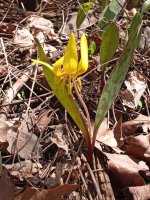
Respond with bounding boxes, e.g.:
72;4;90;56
19;184;78;200
105;153;148;187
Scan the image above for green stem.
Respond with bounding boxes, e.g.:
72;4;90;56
72;78;93;164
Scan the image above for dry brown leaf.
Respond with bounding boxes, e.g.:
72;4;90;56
0;64;8;77
0;169;15;200
120;71;146;109
13;28;34;47
35;109;52;134
105;153;148;187
122;114;150;136
28;15;56;37
95;118;123;150
4;160;42;181
49;125;68;154
18;184;78;200
0;114;42;159
125;134;150;163
124;184;150;200
140;26;150;55
0;23;16;35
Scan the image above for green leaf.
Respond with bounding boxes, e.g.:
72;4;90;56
34;38;91;149
142;0;150;14
128;12;142;48
98;0;126;30
89;40;96;55
100;22;119;70
76;2;95;29
93;12;142;148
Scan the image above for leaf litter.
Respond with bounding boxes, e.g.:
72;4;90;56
0;0;149;199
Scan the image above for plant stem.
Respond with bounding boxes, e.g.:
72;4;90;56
72;78;92;136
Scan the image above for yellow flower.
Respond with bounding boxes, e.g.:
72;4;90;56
32;32;88;93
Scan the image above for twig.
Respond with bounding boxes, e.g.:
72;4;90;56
81;154;103;200
0;66;34;120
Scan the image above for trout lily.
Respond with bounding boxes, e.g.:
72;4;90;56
32;32;88;93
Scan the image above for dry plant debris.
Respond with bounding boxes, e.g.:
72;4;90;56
0;0;149;200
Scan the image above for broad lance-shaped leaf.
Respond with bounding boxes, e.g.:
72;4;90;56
128;11;142;48
98;0;126;30
34;38;91;150
92;12;142;149
100;22;119;71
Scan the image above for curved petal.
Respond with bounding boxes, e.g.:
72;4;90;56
32;59;53;70
77;34;88;76
53;56;64;76
64;33;78;75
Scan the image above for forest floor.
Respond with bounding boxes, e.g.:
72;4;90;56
0;0;150;200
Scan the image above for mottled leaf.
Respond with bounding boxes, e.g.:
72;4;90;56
98;0;126;30
100;22;119;70
92;12;142;148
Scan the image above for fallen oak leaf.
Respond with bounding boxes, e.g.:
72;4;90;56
125;134;150;163
19;184;78;200
105;153;148;187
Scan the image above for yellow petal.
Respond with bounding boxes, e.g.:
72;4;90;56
53;56;64;76
32;59;53;70
64;33;78;75
77;34;88;76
